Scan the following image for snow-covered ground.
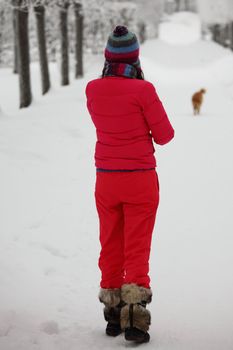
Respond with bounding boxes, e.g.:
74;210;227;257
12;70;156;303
1;13;233;350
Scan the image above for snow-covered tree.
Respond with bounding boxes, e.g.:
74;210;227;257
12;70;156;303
134;0;164;38
175;0;197;12
0;1;12;67
0;0;167;80
197;0;230;25
0;4;6;65
228;0;233;50
12;4;18;73
229;0;233;19
197;0;233;48
82;0;138;54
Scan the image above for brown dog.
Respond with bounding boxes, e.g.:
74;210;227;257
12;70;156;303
192;88;206;115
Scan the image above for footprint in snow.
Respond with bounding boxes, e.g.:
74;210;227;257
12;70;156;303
42;244;68;259
39;320;59;335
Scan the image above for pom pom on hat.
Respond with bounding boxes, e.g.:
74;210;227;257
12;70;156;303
113;25;128;37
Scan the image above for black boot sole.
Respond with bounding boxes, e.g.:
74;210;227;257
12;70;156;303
125;327;150;343
106;323;122;337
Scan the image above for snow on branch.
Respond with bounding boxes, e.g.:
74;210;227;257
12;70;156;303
197;0;233;24
8;0;82;11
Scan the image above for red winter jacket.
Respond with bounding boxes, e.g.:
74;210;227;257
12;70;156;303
85;76;174;170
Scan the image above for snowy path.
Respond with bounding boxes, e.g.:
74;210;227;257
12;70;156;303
0;40;233;349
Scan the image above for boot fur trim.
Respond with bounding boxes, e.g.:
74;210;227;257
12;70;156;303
120;304;151;333
121;283;152;304
98;288;121;307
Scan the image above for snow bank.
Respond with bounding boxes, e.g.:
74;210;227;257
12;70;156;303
159;12;201;45
141;36;232;70
140;34;233;90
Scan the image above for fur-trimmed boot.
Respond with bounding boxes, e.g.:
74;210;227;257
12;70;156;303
98;288;126;337
120;283;152;343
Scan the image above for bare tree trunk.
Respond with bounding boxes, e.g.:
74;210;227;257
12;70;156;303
176;0;194;11
138;21;146;44
14;1;32;108
185;0;190;11
59;1;69;86
212;24;221;44
74;2;83;78
34;4;50;94
231;22;233;51
176;0;181;11
223;23;230;48
0;8;5;66
12;6;18;74
219;24;228;47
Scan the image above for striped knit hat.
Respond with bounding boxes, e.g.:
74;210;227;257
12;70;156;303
105;25;140;63
103;25;142;78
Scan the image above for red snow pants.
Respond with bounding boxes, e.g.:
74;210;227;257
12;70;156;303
94;169;160;289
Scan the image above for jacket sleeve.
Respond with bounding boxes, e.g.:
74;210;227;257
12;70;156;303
140;82;175;145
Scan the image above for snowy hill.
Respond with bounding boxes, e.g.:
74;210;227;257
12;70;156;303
159;11;201;45
0;32;233;350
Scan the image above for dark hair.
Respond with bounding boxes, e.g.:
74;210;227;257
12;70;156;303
136;69;145;80
100;66;145;80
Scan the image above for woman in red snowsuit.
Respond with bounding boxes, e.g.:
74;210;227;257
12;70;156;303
85;25;174;344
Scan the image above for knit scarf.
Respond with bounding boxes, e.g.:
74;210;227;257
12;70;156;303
102;59;142;79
